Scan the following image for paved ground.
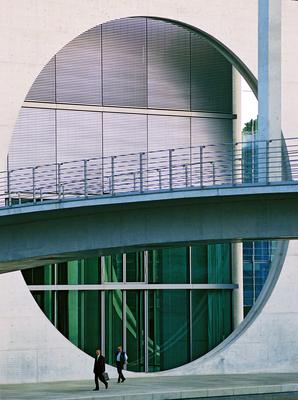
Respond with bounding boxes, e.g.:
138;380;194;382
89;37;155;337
1;374;298;400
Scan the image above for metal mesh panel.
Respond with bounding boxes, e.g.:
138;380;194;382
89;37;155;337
25;57;56;103
147;19;190;111
56;26;102;105
57;110;102;162
102;18;147;108
102;112;147;193
9;108;56;169
8;108;56;197
191;34;232;113
57;110;102;196
147;115;190;189
14;17;236;199
191;118;233;186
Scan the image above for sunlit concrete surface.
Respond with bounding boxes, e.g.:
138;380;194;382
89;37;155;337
2;374;298;400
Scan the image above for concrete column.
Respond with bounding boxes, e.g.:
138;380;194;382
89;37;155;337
232;69;244;329
258;0;281;181
232;242;244;329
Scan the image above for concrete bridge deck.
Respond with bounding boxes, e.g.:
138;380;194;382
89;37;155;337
2;374;298;400
1;183;298;272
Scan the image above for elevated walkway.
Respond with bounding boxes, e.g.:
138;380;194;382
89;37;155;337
1;137;298;272
1;374;298;400
1;184;298;272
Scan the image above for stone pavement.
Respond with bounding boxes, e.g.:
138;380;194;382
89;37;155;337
1;374;298;400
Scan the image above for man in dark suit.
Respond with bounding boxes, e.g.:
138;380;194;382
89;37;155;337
115;345;128;383
93;349;108;390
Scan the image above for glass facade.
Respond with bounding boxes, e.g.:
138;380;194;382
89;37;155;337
22;244;234;372
9;17;233;186
243;240;276;316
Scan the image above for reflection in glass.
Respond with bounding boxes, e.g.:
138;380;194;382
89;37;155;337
148;247;188;284
104;255;123;283
148;290;190;371
126;290;145;371
105;290;123;366
126;252;144;282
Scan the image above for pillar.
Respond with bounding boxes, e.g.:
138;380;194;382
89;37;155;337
258;0;282;181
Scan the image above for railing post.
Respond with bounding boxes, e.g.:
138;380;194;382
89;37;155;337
139;152;145;193
111;156;116;196
32;166;36;203
266;140;270;184
234;142;240;185
84;159;88;198
57;163;61;200
200;146;204;188
157;169;162;190
133;172;136;191
211;162;215;185
184;164;189;187
231;143;235;186
7;168;11;206
169;149;174;190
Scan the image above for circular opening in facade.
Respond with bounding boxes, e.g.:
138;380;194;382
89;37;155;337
8;16;280;373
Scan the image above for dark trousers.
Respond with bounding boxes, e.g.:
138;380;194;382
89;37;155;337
116;361;125;382
94;372;107;389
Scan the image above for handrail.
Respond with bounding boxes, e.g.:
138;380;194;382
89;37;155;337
0;136;295;208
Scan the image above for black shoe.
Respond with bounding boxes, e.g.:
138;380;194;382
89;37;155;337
105;382;108;389
117;380;120;383
121;378;126;383
93;388;99;391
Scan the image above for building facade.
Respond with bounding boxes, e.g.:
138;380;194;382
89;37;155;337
0;0;298;384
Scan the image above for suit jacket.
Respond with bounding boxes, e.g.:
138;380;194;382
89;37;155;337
115;351;127;368
93;355;105;374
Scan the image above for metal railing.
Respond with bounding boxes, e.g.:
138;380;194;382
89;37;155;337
0;136;295;208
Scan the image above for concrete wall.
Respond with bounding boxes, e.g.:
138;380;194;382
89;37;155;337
0;271;119;383
1;0;298;383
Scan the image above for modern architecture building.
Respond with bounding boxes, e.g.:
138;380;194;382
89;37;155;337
0;0;298;385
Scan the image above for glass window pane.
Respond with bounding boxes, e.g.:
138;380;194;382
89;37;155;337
105;290;123;366
148;290;190;371
56;290;101;356
191;290;208;359
57;291;69;339
82;291;101;356
23;264;54;285
126;252;144;282
191;245;208;283
126;290;145;372
207;290;232;350
83;258;100;284
104;255;123;283
148;247;189;284
207;244;231;284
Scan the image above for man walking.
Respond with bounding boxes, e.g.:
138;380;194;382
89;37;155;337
115;345;128;383
93;349;108;390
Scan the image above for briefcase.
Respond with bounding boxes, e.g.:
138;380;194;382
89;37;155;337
103;371;109;381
